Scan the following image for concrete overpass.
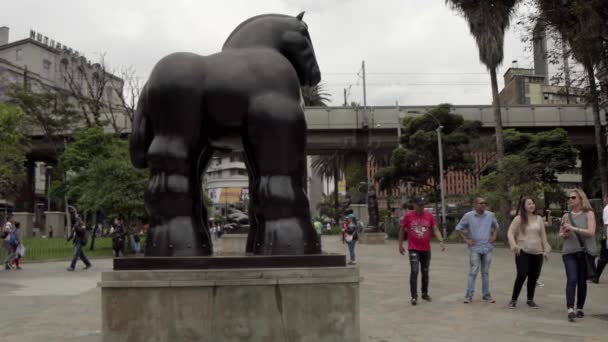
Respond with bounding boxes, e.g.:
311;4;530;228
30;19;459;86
304;104;603;154
27;104;602;158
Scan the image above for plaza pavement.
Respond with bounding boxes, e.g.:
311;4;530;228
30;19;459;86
0;236;606;342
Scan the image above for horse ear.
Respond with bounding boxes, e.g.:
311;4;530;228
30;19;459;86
296;11;305;21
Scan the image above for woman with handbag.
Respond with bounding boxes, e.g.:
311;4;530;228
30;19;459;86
560;189;597;322
342;215;358;265
507;198;550;309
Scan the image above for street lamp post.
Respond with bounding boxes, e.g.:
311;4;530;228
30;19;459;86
408;111;448;240
436;126;447;241
46;165;53;212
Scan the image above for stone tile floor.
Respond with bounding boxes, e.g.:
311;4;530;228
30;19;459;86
0;236;606;341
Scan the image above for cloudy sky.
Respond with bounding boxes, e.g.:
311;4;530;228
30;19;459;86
2;0;539;106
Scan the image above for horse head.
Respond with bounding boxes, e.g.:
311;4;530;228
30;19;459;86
223;12;321;86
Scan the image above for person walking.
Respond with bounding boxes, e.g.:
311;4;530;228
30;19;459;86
399;196;445;306
592;196;608;283
560;189;597;322
456;197;500;304
3;215;14;270
10;222;23;270
66;216;92;271
507;197;551;309
112;217;126;257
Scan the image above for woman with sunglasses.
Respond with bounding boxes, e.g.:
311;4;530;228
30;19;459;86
560;189;597;322
507;197;550;309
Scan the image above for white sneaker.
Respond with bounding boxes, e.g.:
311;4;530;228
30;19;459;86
536;280;544;287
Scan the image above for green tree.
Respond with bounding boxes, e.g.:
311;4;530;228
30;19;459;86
0;104;28;200
7;84;76;156
446;0;522;224
535;0;608;199
479;128;577;221
56;127;147;223
375;104;481;207
311;152;345;219
301;83;331;106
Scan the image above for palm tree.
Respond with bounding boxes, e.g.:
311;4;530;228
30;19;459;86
311;152;345;219
445;0;521;160
446;0;521;228
301;83;331;106
536;0;608;198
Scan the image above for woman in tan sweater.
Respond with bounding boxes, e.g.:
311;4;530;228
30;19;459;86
507;197;551;309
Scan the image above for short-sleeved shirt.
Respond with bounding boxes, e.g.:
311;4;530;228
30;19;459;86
400;210;437;252
455;210;499;254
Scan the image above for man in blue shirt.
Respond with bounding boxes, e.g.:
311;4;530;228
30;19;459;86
456;197;499;304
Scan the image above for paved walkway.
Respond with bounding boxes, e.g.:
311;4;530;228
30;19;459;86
0;237;606;341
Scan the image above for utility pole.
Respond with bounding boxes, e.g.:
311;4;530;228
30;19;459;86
362;61;367;113
436;126;447;240
343;88;347;106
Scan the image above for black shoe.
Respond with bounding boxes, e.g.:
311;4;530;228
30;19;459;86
526;300;539;309
576;310;584;318
508;300;517;309
590;278;599;284
5;264;10;270
411;298;417;306
421;294;432;302
568;311;576;322
83;264;92;270
66;267;75;272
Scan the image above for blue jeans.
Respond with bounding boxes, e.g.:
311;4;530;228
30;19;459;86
466;249;492;298
70;242;91;269
346;240;356;262
562;253;587;309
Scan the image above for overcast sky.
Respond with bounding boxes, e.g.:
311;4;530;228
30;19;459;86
2;0;539;106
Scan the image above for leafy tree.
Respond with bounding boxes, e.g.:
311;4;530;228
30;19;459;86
0;104;28;200
311;152;345;219
301;83;331;106
534;0;608;198
56;127;147;223
7;84;76;156
375;104;481;208
446;0;522;224
478;128;576;222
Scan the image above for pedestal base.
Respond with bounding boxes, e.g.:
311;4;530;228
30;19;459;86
358;232;386;244
100;265;360;342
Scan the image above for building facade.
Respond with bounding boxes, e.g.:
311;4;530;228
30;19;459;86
204;153;249;217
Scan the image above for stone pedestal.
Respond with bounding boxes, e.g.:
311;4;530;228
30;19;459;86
221;233;248;254
12;212;35;237
358;232;386;244
100;266;360;342
44;211;65;238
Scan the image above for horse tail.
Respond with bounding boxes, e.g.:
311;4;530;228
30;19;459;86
129;82;153;168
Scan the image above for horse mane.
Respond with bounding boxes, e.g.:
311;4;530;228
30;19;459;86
222;13;294;49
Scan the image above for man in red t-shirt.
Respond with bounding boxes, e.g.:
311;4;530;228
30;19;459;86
399;196;445;306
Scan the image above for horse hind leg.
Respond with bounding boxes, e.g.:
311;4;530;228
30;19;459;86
244;94;321;255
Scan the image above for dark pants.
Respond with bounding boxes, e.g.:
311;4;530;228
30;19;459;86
408;250;431;299
511;251;543;301
563;253;587;309
70;242;91;269
596;238;608;281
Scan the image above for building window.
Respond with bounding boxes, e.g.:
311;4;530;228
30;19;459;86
16;49;23;61
43;59;51;71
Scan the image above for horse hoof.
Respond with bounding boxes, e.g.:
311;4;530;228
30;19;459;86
253;217;321;255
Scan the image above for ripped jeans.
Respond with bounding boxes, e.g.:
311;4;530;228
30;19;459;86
408;250;431;299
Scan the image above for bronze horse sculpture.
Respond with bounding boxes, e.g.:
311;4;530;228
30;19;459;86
130;12;322;256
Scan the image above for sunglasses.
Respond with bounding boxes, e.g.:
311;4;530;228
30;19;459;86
568;196;578;200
